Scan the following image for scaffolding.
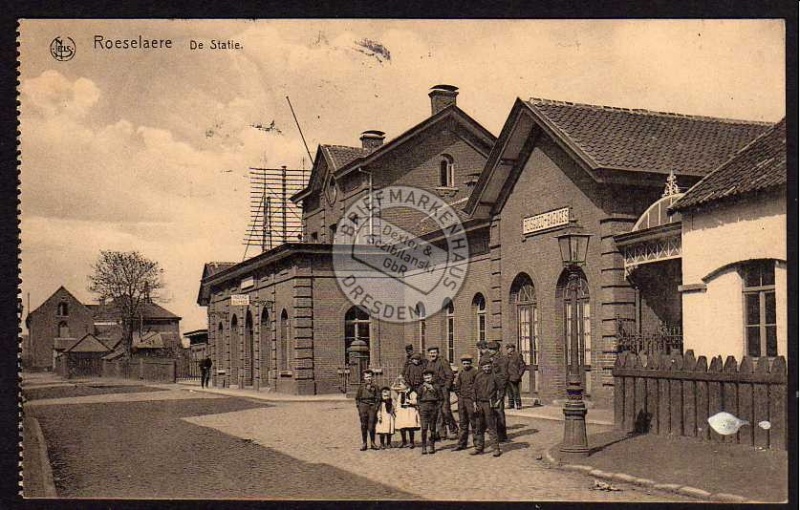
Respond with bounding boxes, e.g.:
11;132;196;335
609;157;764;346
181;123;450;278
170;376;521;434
243;166;307;258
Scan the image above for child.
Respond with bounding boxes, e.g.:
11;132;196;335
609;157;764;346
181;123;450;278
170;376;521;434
417;369;441;455
375;386;395;448
355;369;380;451
391;376;419;449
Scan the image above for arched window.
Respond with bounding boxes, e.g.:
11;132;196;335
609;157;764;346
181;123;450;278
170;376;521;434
217;322;224;371
243;311;254;387
439;154;454;187
472;293;486;345
558;270;592;396
57;302;69;316
741;260;777;357
511;273;538;393
344;306;371;366
280;309;290;372
260;309;271;383
415;303;427;353
57;321;70;338
444;299;455;363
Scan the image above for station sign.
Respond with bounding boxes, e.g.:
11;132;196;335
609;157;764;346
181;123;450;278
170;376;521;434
522;207;570;235
230;294;250;306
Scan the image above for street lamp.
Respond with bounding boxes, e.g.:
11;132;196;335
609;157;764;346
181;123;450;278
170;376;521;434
555;230;592;459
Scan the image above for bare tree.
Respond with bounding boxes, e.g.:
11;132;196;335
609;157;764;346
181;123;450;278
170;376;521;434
88;250;165;357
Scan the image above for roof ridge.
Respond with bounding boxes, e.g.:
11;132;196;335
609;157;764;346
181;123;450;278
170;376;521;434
322;144;372;150
527;97;774;126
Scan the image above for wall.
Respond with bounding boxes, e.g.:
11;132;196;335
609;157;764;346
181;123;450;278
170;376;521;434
681;192;787;358
26;288;94;370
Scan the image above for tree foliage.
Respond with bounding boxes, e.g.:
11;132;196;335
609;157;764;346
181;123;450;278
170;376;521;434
88;250;164;356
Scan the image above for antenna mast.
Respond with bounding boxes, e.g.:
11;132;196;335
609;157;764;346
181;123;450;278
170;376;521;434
286;96;314;182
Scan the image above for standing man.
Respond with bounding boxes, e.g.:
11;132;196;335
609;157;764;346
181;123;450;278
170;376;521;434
403;353;425;392
424;346;458;440
355;369;380;451
453;354;478;451
200;355;213;389
418;369;441;455
481;341;510;442
506;343;527;409
471;359;502;457
403;343;415;367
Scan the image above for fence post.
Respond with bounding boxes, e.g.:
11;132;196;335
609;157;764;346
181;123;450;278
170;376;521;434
768;357;786;450
682;351;697;438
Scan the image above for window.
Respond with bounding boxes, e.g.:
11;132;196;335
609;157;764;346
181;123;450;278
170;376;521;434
344;306;371;366
439;155;454;187
511;273;538;393
280;310;291;372
742;261;777;357
310;232;319;242
415;303;427;353
445;300;455;363
217;322;224;370
57;302;68;316
473;294;486;345
329;224;338;239
57;321;70;338
560;271;591;396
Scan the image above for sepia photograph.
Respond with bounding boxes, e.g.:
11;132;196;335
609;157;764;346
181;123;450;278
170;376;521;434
17;18;789;503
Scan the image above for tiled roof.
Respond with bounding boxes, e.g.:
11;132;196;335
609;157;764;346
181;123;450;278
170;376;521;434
321;145;374;171
88;301;181;321
205;261;236;277
671;119;786;212
65;334;111;353
525;98;772;176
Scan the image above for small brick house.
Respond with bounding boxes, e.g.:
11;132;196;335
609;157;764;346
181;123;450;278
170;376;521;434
198;87;770;405
25;286;182;370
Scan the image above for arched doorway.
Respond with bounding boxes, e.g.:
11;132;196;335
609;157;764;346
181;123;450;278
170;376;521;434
243;311;254;387
260;308;271;386
344;306;371;366
511;273;538;395
279;310;290;372
557;269;592;397
230;315;240;385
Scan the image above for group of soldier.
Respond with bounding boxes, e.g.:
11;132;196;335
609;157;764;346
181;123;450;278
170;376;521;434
354;340;527;456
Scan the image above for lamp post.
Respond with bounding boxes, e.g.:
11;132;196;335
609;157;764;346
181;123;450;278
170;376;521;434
555;230;592;459
346;339;370;398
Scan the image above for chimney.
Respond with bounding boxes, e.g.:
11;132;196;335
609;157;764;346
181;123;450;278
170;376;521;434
429;84;459;115
360;130;385;149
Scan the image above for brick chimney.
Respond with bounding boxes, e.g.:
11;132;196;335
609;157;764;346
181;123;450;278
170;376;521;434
429;84;459;115
360;130;385;149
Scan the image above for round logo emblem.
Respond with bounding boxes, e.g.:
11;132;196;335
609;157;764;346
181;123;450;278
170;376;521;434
332;186;470;323
50;37;76;61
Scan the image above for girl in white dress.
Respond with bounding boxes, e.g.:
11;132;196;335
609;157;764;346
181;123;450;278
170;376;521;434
376;387;396;448
391;377;420;449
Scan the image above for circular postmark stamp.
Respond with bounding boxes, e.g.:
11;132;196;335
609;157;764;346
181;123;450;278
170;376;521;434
50;36;76;61
332;185;469;323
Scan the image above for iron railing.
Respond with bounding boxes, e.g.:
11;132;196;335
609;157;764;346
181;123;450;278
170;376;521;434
615;317;683;355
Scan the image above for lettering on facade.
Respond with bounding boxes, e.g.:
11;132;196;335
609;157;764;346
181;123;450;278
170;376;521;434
230;294;250;306
522;207;570;235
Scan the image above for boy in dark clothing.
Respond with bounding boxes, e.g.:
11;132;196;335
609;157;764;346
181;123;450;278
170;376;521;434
471;359;502;457
355;369;380;451
417;369;441;455
402;353;425;392
424;346;458;440
505;343;527;409
453;354;478;451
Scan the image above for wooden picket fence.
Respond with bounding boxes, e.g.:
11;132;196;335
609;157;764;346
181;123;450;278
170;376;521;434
613;350;787;450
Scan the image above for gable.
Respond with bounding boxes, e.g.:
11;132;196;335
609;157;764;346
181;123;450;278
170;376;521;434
65;333;111;353
29;286;92;320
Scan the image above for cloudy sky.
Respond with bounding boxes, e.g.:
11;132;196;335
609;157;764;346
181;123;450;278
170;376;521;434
18;19;785;332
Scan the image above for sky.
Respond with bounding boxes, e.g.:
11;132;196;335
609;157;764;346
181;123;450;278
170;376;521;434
18;19;786;333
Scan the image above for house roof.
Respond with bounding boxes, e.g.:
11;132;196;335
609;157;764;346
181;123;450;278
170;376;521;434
64;333;112;354
203;261;237;277
466;97;773;216
87;301;181;321
322;145;374;171
523;98;772;176
132;331;181;350
671;118;786;212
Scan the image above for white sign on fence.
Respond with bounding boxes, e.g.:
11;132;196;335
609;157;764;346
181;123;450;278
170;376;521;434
230;294;250;306
522;207;570;235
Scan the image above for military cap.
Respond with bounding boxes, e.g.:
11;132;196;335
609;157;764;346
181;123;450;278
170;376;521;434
487;341;501;350
410;353;423;360
422;368;435;375
506;343;516;348
479;358;493;366
405;344;414;351
460;354;473;362
427;346;440;352
476;340;488;349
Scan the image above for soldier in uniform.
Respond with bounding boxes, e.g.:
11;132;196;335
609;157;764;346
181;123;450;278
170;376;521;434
453;354;478;451
471;359;502;457
424;346;459;440
354;369;380;451
481;340;510;442
506;343;527;409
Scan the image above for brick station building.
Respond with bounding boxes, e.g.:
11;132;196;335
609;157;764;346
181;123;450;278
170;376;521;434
198;86;771;405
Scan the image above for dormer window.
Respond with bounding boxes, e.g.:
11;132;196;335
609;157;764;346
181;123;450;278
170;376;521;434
439;155;454;187
57;302;68;316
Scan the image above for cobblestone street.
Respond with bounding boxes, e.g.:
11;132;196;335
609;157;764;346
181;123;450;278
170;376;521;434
23;375;692;502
